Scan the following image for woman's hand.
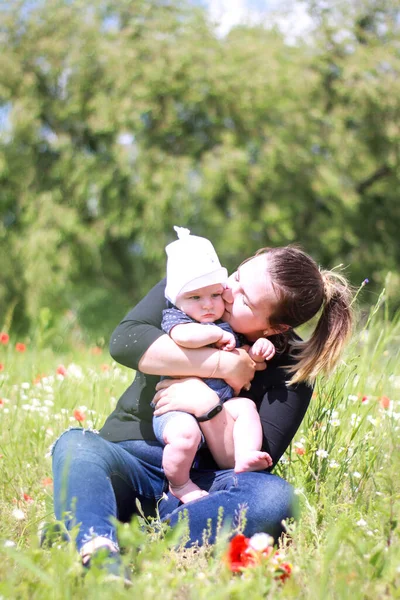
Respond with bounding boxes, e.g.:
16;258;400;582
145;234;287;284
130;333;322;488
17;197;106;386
220;346;266;394
152;378;219;417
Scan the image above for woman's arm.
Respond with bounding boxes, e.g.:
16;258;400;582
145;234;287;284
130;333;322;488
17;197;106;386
110;279;262;392
109;279;168;370
256;376;312;465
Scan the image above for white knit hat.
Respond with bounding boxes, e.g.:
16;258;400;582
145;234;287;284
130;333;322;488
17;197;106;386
165;226;228;305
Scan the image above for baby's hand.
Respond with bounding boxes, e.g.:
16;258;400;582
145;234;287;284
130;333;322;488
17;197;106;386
215;331;236;351
249;337;276;362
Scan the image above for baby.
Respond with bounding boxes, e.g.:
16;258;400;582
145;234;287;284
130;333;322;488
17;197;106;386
153;227;275;503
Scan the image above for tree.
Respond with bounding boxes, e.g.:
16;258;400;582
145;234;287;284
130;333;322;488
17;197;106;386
1;0;399;340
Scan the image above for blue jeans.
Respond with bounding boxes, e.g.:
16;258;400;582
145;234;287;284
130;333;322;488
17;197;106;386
52;428;294;552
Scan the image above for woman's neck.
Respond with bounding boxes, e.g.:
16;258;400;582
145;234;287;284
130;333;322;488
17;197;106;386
245;331;265;343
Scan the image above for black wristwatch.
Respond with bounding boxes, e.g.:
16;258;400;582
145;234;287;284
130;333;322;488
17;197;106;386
196;401;224;422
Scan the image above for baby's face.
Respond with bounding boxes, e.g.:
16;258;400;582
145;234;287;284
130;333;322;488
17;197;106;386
176;283;225;323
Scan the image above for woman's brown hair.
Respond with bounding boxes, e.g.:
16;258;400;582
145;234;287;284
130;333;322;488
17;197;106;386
255;247;353;385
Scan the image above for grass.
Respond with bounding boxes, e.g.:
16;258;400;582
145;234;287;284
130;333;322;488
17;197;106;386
1;298;400;599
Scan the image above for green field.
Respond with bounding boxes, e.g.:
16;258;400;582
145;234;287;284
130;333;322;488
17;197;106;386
1;298;400;599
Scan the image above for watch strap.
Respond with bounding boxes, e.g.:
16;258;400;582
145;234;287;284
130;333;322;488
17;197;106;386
196;400;223;422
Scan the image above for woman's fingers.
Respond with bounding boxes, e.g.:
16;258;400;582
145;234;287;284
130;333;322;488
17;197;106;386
155;377;185;391
254;361;267;372
152;377;219;417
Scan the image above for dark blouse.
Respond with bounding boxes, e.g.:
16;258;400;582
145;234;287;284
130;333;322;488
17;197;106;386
99;279;312;465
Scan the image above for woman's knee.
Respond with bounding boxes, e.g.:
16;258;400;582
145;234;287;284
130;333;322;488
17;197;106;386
51;428;103;465
237;472;294;518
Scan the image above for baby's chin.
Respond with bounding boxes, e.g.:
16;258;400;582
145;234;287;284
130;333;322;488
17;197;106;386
199;318;219;324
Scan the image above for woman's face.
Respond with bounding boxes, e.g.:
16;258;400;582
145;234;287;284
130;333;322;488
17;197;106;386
222;255;281;340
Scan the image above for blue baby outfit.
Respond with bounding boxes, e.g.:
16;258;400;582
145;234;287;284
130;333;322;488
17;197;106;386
152;306;245;444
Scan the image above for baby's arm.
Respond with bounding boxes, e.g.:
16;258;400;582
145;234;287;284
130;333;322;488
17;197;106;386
170;323;234;349
248;337;276;362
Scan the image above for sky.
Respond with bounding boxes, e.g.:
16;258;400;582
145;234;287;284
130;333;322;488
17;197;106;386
198;0;314;40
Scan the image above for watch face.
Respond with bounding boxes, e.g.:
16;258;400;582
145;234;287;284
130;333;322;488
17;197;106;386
209;404;223;419
197;402;223;421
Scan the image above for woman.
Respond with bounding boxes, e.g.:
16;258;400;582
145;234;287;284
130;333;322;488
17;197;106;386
51;246;353;573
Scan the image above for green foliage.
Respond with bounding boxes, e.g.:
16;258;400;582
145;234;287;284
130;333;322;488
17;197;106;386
1;292;400;597
1;0;400;339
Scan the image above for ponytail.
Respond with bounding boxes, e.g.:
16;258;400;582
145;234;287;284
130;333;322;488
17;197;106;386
285;270;354;385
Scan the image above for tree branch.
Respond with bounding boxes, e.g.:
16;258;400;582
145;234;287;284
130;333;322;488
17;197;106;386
356;165;391;194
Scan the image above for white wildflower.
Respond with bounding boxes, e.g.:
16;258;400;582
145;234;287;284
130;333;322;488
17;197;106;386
12;509;25;521
348;394;358;402
316;449;328;458
356;519;367;527
249;533;274;552
67;364;84;379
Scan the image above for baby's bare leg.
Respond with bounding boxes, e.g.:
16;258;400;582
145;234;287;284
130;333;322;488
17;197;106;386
224;398;272;472
162;414;208;503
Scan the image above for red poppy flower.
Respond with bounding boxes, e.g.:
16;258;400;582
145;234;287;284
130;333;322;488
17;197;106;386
41;477;53;487
0;332;9;344
224;534;258;572
33;373;47;384
101;364;110;371
294;447;305;456
90;346;102;355
0;363;4;372
56;364;67;376
379;395;390;410
277;561;292;582
23;493;34;503
0;399;4;408
15;342;26;353
361;395;368;403
73;409;86;422
224;533;292;581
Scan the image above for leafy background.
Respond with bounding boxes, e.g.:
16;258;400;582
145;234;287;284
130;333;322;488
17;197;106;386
1;0;399;343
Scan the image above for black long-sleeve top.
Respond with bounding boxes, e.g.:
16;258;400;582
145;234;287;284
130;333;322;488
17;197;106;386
99;279;312;465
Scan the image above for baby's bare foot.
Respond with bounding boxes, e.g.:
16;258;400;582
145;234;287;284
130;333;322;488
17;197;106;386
169;480;209;504
234;451;273;473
